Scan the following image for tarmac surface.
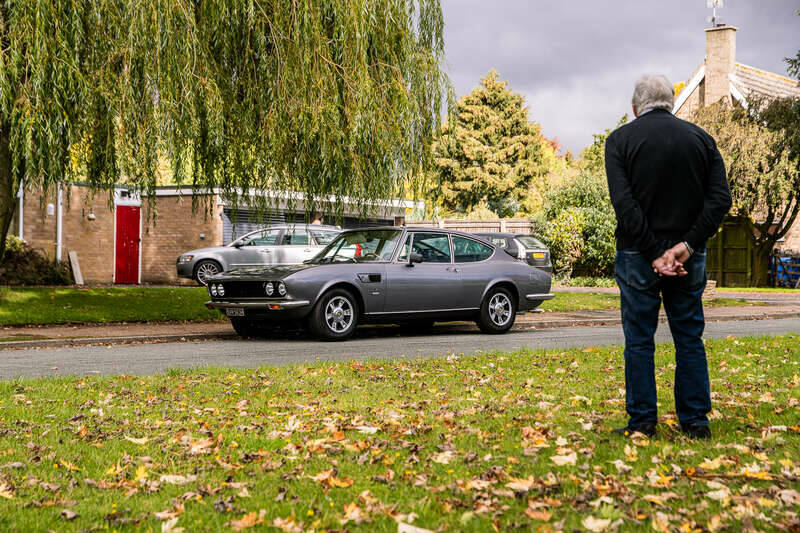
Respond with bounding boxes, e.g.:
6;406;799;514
2;316;798;379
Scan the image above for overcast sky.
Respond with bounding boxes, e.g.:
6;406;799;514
441;0;800;155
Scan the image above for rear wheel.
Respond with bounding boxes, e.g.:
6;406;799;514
309;289;359;341
194;260;221;286
477;287;516;334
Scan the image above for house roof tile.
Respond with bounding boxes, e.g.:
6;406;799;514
732;63;800;100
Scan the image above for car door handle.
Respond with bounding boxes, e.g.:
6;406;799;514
259;250;272;253
446;267;460;273
303;249;312;252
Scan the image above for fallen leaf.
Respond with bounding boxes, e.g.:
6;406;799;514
160;474;197;485
582;516;611;532
60;509;79;520
550;452;577;466
230;510;266;531
161;517;185;533
0;483;14;499
125;436;149;445
431;451;456;464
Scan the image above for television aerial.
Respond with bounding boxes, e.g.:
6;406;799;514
706;0;724;27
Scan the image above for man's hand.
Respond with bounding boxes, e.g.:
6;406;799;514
651;243;690;277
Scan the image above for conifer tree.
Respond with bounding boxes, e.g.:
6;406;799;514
431;70;546;217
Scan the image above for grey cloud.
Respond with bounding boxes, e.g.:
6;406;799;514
441;0;800;153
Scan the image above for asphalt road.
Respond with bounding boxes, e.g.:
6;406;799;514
2;317;799;379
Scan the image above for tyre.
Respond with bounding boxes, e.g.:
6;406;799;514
230;318;259;338
309;288;359;341
476;286;516;334
194;260;222;286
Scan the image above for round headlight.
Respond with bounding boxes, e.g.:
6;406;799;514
265;282;274;296
277;281;287;296
217;284;225;297
210;284;218;296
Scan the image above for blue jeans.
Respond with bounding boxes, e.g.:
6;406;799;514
615;247;711;428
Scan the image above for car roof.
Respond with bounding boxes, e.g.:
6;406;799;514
344;225;499;243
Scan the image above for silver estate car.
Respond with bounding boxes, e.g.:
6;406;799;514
177;224;341;285
204;227;554;340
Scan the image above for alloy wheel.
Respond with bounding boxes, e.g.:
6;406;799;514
196;262;220;286
325;296;354;333
488;293;512;326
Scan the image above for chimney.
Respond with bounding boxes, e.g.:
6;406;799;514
704;25;737;105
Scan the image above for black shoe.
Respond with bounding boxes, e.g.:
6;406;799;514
681;424;711;440
611;422;656;437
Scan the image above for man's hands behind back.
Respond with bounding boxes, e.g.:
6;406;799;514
652;243;691;277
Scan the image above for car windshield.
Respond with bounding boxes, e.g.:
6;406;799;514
309;229;402;264
517;236;547;249
310;229;340;245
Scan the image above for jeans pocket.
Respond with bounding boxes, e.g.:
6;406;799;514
623;250;660;290
685;250;707;288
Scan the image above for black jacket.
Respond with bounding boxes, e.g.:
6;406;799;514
604;109;732;261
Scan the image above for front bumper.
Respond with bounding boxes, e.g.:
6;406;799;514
177;262;195;279
205;299;312;320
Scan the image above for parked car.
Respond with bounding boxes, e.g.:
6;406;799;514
474;232;552;273
177;224;341;285
204;227;553;340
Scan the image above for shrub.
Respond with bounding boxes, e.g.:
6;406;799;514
0;236;72;285
536;172;616;279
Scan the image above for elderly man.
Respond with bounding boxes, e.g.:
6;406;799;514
604;74;732;439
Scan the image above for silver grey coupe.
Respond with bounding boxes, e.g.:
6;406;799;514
176;224;341;285
204;227;553;340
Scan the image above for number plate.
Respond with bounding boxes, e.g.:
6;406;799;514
225;308;245;317
532;252;546;259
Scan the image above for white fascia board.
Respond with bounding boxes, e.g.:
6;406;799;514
147;186;422;212
673;65;705;115
728;75;749;109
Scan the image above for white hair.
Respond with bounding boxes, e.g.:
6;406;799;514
632;74;674;114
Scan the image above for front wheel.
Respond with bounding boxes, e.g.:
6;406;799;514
231;318;259;338
477;287;516;334
194;260;221;286
309;289;359;341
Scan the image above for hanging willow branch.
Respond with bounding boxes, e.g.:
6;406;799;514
0;0;448;258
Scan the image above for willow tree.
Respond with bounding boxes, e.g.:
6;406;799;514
0;0;447;260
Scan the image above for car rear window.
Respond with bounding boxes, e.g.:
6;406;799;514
517;236;547;249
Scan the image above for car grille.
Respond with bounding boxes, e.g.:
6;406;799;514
218;281;267;298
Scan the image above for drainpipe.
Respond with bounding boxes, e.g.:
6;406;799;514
17;180;23;240
56;182;63;261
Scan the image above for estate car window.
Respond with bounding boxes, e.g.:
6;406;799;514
238;229;281;246
490;237;508;248
284;228;310;245
310;229;339;245
397;232;451;263
453;236;493;262
516;236;547;249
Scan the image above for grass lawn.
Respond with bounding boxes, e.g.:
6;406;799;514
0;336;798;532
0;287;220;326
0;288;759;326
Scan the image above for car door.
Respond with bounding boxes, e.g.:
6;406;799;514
384;232;462;313
228;229;283;268
272;227;313;265
452;235;496;308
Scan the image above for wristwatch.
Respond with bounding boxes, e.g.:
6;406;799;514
683;241;694;257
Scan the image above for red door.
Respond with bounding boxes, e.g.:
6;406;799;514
115;206;140;284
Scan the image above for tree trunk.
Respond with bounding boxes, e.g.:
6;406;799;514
751;241;774;287
0;124;19;263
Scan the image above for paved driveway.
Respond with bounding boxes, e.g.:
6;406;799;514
2;317;798;378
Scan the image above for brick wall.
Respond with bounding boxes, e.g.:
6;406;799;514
140;194;222;284
22;185;116;282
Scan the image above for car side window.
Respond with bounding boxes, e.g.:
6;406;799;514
243;229;281;246
453;236;493;263
399;232;451;263
490;237;507;248
310;229;339;245
284;228;310;245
